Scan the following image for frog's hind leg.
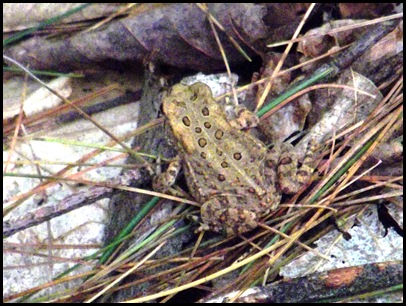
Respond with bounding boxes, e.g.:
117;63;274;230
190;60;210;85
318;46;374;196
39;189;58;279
277;140;319;194
229;106;260;130
200;196;259;235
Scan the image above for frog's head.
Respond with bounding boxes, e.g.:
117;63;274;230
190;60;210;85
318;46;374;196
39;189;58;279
162;82;213;117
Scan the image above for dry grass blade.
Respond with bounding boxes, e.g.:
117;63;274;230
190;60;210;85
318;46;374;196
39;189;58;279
86;241;166;302
3;56;152;171
255;3;316;111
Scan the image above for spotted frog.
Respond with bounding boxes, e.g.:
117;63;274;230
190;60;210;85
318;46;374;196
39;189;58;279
154;82;316;235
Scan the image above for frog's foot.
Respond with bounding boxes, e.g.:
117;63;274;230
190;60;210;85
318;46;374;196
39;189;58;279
277;139;319;194
195;221;211;234
186;212;205;232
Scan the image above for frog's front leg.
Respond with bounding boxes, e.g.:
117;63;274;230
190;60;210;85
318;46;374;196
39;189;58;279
152;157;186;197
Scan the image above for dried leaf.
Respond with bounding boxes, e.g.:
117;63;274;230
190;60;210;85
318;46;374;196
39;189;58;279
296;71;383;157
338;3;398;19
3;3;123;31
297;19;369;58
5;4;272;72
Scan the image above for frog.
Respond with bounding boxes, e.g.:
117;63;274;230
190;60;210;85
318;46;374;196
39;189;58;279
154;82;316;235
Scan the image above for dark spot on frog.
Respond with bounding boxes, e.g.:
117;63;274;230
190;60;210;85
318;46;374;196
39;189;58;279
233;153;242;160
182;116;191;126
215;130;224;140
202;107;209;116
198;138;207;148
279;156;292;165
218;174;226;181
